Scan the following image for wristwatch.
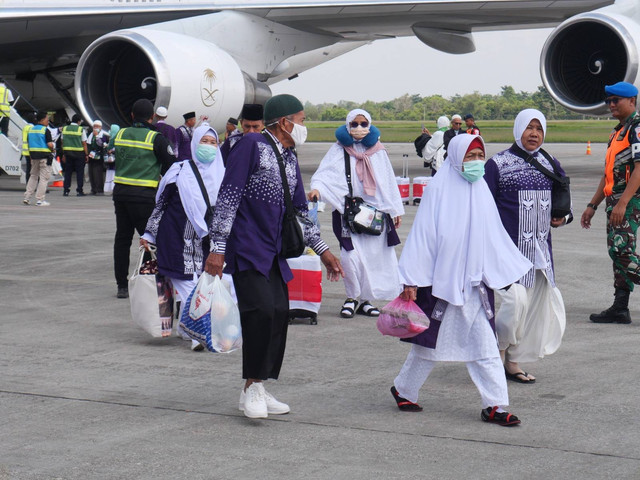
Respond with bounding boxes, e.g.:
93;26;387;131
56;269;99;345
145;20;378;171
587;203;598;211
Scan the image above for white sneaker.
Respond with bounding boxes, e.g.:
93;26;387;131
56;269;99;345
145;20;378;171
35;200;50;206
191;340;204;351
239;386;290;415
242;383;268;418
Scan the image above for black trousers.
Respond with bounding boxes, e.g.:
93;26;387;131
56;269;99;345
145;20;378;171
113;200;154;288
63;152;86;193
233;260;289;380
0;116;8;136
88;161;105;194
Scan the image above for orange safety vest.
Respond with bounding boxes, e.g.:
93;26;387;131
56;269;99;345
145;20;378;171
604;114;640;196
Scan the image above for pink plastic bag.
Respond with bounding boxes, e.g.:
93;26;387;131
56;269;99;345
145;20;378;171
376;297;430;338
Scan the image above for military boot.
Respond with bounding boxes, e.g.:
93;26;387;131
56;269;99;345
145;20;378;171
590;288;632;324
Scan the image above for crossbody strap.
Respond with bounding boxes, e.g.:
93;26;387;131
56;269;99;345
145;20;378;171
343;148;354;197
262;132;295;216
511;143;565;184
187;160;214;226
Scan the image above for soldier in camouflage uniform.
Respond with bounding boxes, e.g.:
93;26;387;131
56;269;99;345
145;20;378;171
581;81;640;324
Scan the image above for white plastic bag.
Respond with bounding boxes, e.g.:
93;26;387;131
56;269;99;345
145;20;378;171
128;247;174;338
180;272;242;353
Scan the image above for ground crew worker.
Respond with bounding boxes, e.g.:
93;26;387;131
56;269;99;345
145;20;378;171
23;111;54;206
61;114;88;196
112;98;175;299
21;113;35;183
0;78;15;136
582;81;640;324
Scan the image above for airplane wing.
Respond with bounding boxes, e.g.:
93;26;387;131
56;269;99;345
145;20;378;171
0;0;614;75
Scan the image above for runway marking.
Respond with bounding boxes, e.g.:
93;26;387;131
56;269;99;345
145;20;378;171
1;388;639;462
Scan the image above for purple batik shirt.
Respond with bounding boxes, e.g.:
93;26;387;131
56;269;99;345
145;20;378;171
484;145;570;288
210;131;329;283
176;125;192;161
155;121;178;157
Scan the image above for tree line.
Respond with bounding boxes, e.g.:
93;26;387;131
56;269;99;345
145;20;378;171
302;86;602;122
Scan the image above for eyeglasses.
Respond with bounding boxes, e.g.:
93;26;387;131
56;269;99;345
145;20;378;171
452;122;462;125
604;97;623;105
349;121;369;128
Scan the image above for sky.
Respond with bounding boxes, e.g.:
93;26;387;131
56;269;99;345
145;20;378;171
270;28;552;105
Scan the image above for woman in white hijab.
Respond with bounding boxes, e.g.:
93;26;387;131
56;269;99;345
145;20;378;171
141;123;228;350
308;109;404;318
391;134;532;426
484;109;569;383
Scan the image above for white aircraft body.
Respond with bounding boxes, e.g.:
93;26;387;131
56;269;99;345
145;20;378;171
1;0;638;176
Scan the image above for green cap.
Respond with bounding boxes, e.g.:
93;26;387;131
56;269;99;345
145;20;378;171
264;94;304;122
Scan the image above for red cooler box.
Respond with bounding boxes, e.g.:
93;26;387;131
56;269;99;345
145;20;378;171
286;253;322;325
396;176;410;204
412;176;431;205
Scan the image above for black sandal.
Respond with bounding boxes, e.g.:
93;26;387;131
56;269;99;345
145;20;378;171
390;386;423;412
340;298;358;318
481;406;521;426
356;301;380;317
505;368;536;384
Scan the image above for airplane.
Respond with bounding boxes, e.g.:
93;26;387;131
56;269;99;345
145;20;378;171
0;0;637;177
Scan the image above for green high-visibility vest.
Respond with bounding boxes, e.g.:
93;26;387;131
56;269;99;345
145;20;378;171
114;127;160;188
0;86;10;117
62;124;85;152
22;124;33;156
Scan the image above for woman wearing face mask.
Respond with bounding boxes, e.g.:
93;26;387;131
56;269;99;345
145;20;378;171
140;123;227;351
390;134;532;426
484;109;569;384
309;109;404;318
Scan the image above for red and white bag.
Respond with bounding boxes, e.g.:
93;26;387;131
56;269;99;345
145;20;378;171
286;252;322;323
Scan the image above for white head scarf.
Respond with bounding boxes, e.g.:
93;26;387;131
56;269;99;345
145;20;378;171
398;134;532;306
155;123;225;239
437;116;450;129
514;108;547;153
346;109;372;131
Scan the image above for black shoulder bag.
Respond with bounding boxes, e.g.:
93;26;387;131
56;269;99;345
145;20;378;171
262;133;306;258
187;160;215;234
512;144;572;218
342;149;384;236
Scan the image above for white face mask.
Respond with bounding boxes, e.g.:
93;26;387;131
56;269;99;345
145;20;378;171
350;126;370;140
286;119;308;147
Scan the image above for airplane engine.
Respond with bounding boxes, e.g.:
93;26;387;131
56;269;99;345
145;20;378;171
75;29;270;131
540;12;640;116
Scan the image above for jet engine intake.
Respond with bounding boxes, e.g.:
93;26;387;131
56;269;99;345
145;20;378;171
75;29;267;130
541;12;640;116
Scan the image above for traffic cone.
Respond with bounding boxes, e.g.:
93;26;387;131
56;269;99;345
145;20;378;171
586;141;592;155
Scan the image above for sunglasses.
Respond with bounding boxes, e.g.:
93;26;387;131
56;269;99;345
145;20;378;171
349;121;369;128
604;97;623;105
452;122;462;125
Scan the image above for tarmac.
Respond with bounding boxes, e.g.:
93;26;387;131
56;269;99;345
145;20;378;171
1;142;639;480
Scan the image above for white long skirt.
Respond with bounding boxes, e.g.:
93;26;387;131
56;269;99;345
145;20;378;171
341;232;401;301
495;269;566;363
394;287;508;407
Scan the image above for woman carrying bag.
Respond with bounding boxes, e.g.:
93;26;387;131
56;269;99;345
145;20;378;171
141;123;229;350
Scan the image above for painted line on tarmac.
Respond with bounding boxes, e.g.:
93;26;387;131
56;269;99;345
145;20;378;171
1;388;639;462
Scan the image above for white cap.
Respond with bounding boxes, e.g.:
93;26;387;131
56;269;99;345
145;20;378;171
451;114;462;121
437;116;450;129
92;120;102;127
155;106;168;117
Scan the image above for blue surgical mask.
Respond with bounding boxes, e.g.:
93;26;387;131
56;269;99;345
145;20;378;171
196;144;217;163
459;160;485;183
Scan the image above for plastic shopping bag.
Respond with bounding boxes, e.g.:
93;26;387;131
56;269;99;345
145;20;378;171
179;272;242;353
376;296;430;338
128;247;174;338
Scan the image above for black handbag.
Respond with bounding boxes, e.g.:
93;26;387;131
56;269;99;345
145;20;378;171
342;149;384;236
262;133;306;258
512;144;572;218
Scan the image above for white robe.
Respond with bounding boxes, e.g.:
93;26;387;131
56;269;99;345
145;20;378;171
311;141;404;301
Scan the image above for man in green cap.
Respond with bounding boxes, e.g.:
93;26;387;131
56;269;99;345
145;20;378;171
205;94;344;419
